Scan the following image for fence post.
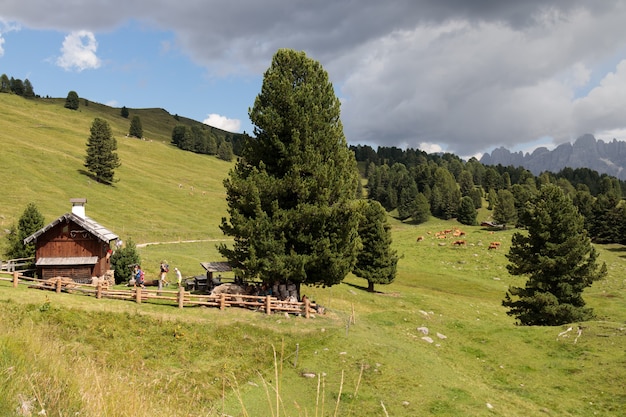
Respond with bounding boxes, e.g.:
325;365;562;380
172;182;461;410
13;271;19;288
219;293;226;310
304;297;310;319
178;286;185;309
96;282;103;299
135;286;142;303
55;278;62;294
265;295;271;315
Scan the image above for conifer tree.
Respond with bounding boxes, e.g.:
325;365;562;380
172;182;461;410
110;239;141;284
4;202;45;260
409;193;431;224
503;185;606;325
493;189;517;229
84;118;121;184
353;200;398;292
220;49;361;289
217;141;233;161
457;196;477;225
65;90;79;110
129;115;143;138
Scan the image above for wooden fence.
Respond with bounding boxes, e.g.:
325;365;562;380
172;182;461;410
1;257;35;273
0;271;318;318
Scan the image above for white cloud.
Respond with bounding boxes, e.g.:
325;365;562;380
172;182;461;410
4;1;626;155
56;30;101;72
0;19;21;57
419;142;443;154
203;113;241;132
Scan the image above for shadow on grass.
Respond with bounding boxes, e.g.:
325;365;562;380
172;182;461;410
344;282;382;294
78;169;117;186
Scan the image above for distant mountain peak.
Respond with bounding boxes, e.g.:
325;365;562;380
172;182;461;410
480;134;626;180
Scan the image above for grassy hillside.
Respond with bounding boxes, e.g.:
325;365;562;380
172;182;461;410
0;93;239;275
1;94;625;416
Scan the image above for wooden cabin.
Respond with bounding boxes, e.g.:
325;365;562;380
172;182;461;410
23;198;119;283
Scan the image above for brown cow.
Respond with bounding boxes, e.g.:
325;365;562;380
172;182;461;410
416;236;424;242
453;240;466;246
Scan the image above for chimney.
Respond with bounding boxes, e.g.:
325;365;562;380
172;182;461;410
70;198;87;218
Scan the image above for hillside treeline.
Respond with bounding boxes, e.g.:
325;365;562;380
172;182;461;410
351;144;626;244
170;124;246;160
0;73;36;98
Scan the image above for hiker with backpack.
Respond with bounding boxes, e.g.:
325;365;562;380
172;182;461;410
160;260;170;287
134;264;145;288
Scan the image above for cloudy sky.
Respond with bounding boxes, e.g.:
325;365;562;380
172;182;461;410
2;1;626;159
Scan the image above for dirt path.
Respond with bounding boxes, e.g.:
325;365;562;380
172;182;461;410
136;238;231;248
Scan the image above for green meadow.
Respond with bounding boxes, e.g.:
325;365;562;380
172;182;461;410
1;94;625;416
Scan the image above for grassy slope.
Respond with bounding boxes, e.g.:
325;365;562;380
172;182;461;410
1;94;625;416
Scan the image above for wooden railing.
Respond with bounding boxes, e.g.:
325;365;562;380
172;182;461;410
1;257;35;272
0;271;319;318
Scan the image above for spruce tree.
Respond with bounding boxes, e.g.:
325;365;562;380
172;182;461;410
129;115;143;138
503;184;606;326
457;196;477;226
121;106;129;118
410;193;431;224
219;49;361;288
84;118;121;184
493;189;517;229
353;200;398;292
4;202;45;260
65;90;79;110
217;141;233;161
110;239;141;284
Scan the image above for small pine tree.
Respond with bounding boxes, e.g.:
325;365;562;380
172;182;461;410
110;239;141;284
84;118;121;184
503;185;607;326
493;189;517;229
457;196;477;225
129;115;143;138
120;106;129;118
353;200;398;292
65;90;79;110
409;193;431;224
4;202;45;260
217;141;233;161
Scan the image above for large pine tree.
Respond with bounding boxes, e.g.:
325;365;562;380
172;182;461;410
84;118;121;184
219;49;361;288
503;184;606;325
353;200;398;292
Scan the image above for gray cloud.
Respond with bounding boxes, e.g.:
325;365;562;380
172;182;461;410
2;0;626;157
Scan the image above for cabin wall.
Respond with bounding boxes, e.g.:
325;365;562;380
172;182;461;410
35;219;111;279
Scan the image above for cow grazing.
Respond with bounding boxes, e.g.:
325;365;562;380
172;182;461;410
452;240;466;246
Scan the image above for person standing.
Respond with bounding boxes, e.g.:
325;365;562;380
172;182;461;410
175;267;183;287
160;260;170;287
134;264;145;288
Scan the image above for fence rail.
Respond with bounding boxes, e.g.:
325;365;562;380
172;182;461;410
0;271;318;318
1;257;35;273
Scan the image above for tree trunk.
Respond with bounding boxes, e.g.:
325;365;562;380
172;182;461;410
368;281;375;292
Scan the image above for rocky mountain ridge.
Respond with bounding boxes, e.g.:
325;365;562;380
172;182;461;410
480;134;626;180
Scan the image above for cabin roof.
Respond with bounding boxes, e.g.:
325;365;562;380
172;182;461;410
200;261;232;273
36;256;99;266
23;213;119;245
